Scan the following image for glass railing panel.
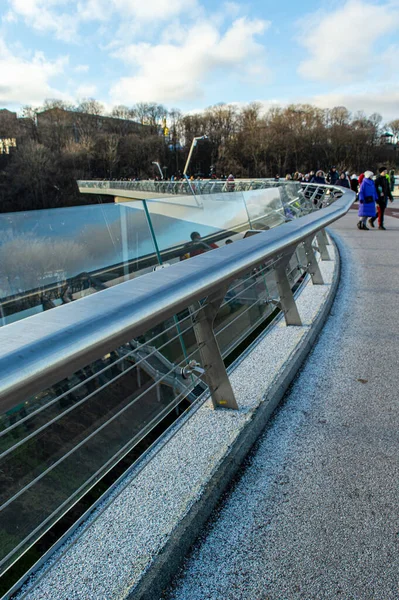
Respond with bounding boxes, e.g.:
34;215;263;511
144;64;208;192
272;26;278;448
242;187;287;230
283;182;314;214
0;312;206;574
143;192;252;265
213;245;306;357
0;203;159;327
214;260;277;356
243;183;317;229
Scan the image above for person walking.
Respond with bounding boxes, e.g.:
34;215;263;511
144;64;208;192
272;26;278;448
369;167;393;230
357;170;378;230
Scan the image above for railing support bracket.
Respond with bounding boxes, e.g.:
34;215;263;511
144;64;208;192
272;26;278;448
274;252;302;326
316;230;330;261
192;287;239;410
304;237;324;284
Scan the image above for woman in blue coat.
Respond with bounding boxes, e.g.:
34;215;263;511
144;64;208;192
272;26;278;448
357;171;378;230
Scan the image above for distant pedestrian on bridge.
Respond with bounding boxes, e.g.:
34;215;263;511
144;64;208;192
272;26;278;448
350;174;359;195
357;171;377;230
310;170;326;184
328;166;339;185
336;172;350;188
226;174;235;191
369;167;393;230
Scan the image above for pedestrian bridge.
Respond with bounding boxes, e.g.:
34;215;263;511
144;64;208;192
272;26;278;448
1;183;398;599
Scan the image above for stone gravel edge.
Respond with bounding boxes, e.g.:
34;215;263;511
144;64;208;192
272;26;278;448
131;236;341;600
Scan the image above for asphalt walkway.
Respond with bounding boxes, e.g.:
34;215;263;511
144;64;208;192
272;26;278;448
164;212;399;600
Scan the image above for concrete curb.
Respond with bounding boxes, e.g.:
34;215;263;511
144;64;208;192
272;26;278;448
131;236;341;600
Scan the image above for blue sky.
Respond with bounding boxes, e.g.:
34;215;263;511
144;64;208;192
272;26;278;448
1;0;399;121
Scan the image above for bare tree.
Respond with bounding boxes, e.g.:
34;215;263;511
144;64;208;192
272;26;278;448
388;119;399;137
77;98;104;116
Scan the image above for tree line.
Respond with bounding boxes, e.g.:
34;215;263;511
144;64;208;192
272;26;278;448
0;98;398;213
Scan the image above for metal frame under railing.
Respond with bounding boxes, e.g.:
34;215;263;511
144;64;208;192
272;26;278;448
0;184;355;581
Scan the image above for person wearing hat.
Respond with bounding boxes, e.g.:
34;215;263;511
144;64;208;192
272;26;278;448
226;173;235;191
310;170;326;184
369;166;393;230
357;171;378;230
328;166;339;185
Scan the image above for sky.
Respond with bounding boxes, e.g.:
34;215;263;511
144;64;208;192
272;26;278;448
1;0;399;122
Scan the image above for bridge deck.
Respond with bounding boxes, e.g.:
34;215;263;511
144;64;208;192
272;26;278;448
165;211;399;600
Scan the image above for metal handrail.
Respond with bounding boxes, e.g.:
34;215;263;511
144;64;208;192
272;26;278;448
0;185;354;411
77;178;280;195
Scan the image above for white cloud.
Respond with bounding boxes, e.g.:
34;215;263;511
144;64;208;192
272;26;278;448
0;38;69;106
76;0;109;21
110;17;269;104
310;87;399;121
112;0;198;21
298;0;399;82
246;84;399;122
2;10;17;23
8;0;79;42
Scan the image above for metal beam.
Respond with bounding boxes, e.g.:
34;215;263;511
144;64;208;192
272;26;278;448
316;230;330;261
274;253;302;326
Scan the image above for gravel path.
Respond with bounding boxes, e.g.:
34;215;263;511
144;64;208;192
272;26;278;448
164;213;399;600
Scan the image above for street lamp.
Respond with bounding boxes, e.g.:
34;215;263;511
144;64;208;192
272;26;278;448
152;161;163;179
183;135;208;177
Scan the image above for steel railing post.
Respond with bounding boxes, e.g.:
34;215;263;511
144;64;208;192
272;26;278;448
316;230;330;260
320;227;330;245
274;253;302;326
192;288;239;410
304;237;324;284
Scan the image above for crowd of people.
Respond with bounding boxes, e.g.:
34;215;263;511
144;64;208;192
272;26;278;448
280;166;395;192
278;166;395;231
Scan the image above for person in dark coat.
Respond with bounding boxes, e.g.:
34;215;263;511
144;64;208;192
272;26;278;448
310;170;326;184
336;172;350;188
357;171;377;230
350;174;359;194
328;166;339;185
369;166;393;230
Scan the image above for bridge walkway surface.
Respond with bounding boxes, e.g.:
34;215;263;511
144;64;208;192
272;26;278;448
163;212;399;600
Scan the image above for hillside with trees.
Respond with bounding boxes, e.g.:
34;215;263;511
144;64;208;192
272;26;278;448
0;99;397;213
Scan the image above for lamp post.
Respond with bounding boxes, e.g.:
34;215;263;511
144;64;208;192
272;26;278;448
183;135;208;177
152;161;163;179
